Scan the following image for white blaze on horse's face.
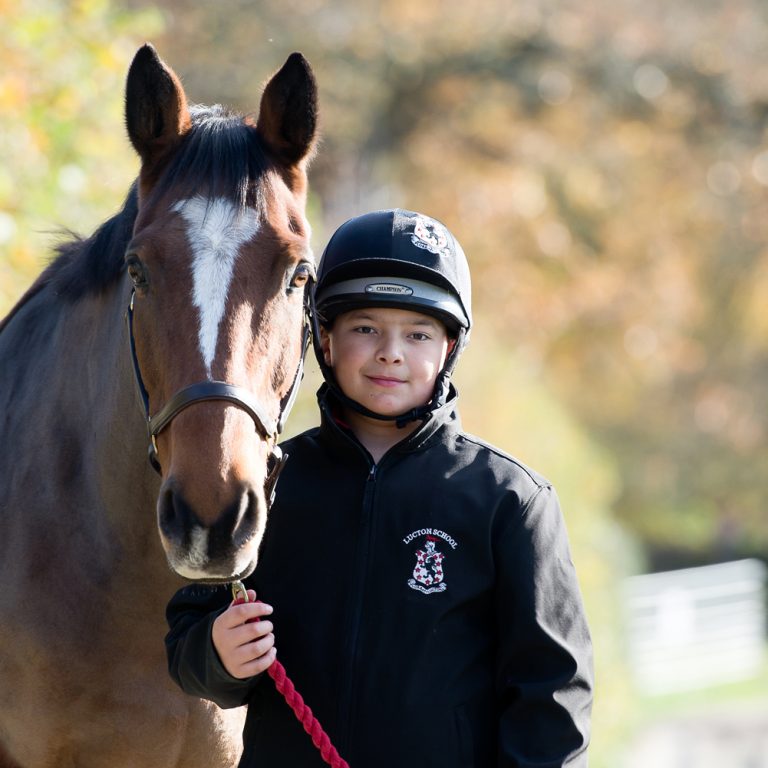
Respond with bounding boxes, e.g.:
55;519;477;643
173;196;259;376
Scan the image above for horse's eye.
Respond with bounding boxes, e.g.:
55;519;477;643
289;262;314;290
126;255;148;289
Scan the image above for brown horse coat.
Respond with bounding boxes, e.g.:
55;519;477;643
0;45;317;768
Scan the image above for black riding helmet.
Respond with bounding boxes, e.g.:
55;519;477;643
311;208;472;426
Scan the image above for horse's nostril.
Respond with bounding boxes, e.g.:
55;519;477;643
160;488;176;525
242;489;258;528
207;489;256;552
158;487;195;542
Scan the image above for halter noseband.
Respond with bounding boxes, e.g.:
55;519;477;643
126;286;311;503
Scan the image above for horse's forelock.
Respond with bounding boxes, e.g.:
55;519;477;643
148;106;270;211
29;107;272;306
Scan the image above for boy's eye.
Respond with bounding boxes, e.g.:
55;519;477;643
410;332;431;341
353;325;376;334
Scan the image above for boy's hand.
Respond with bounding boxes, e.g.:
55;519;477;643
212;589;276;679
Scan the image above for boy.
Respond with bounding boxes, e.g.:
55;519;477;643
165;209;593;766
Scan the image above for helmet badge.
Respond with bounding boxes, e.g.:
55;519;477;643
411;215;451;258
364;283;414;296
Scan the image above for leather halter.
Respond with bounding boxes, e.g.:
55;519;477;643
126;286;311;502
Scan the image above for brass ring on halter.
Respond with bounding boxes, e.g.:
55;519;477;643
231;580;249;603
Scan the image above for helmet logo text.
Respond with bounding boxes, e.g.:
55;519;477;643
365;283;414;296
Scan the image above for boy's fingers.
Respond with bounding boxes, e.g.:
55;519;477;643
213;597;277;678
222;601;273;628
244;633;275;660
228;638;276;679
220;619;274;655
244;619;273;639
224;617;274;646
237;647;277;678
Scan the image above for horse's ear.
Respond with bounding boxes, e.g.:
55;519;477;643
256;53;318;165
125;44;192;166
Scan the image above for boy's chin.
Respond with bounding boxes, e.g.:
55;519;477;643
343;399;407;421
364;401;424;421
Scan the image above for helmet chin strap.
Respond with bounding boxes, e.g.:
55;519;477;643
309;288;466;427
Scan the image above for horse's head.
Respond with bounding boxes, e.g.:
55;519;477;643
123;45;317;582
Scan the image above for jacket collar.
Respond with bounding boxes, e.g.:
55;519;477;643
315;383;461;463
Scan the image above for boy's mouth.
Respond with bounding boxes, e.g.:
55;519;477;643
367;375;405;387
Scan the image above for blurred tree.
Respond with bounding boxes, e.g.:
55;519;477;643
5;1;767;763
115;6;768;754
122;0;768;567
0;0;163;314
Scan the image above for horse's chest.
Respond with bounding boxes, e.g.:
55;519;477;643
3;673;244;768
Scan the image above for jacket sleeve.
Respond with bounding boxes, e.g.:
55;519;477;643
494;484;593;767
165;582;263;709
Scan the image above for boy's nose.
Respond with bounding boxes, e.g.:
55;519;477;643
376;336;403;363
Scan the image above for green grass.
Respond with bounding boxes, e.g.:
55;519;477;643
633;648;768;723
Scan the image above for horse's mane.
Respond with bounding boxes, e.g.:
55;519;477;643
0;105;269;333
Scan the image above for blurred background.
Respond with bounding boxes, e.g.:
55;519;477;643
2;0;766;764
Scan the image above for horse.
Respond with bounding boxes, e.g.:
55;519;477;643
0;44;317;768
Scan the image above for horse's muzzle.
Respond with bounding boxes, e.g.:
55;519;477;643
157;482;264;581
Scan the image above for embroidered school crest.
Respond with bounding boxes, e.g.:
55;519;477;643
410;215;451;258
409;537;446;594
406;536;445;594
403;527;458;594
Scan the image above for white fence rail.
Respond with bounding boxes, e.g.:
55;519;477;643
622;559;767;695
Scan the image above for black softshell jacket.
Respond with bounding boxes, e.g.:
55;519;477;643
165;386;593;767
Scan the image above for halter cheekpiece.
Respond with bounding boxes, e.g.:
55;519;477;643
126;286;311;503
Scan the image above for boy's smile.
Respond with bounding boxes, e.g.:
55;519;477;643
320;307;451;420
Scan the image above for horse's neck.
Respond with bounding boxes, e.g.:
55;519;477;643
2;281;173;586
58;286;150;472
74;289;172;575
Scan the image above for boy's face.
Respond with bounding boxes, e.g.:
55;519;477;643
320;307;452;417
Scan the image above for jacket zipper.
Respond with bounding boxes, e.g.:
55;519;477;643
338;460;378;758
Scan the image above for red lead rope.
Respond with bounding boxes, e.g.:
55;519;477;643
231;581;350;768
